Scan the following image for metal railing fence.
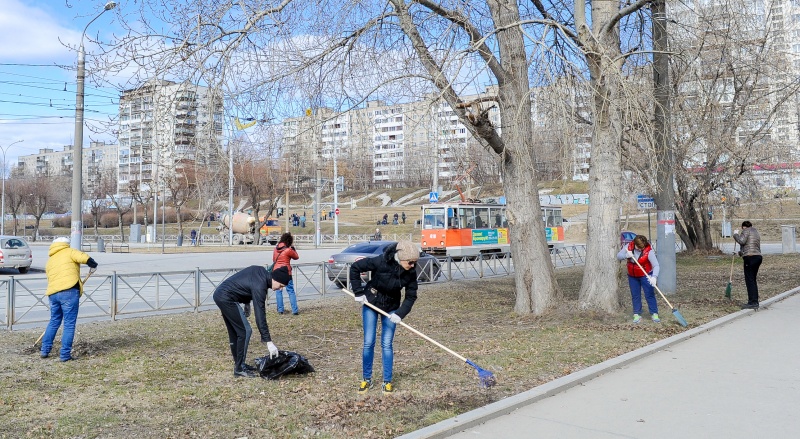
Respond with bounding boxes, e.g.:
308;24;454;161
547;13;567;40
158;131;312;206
3;245;586;330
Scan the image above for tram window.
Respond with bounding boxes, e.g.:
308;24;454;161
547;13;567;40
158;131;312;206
490;208;506;228
459;208;476;229
543;208;562;227
475;208;489;229
447;209;459;228
423;208;446;228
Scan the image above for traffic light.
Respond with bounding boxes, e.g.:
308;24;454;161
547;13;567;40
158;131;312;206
335;176;345;191
277;207;284;217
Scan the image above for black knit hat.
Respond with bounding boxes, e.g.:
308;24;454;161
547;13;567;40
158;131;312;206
271;266;292;285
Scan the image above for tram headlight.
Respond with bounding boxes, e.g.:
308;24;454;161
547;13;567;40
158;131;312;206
422;240;427;246
440;241;444;246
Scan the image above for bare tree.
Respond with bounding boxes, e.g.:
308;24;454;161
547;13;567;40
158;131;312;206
661;0;800;251
193;162;227;239
101;168;132;241
28;175;62;241
129;180;153;231
101;0;672;314
232;135;282;232
5;177;31;236
87;168;114;236
163;161;196;240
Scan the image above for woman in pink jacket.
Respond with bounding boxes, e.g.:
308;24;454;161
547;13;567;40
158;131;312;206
273;232;300;315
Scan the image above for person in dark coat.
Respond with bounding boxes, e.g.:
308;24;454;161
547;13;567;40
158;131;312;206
213;265;291;378
349;240;419;394
733;220;762;309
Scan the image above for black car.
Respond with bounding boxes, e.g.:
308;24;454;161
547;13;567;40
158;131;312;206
326;241;442;288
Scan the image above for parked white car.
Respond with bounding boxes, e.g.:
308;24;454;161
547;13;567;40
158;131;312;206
0;236;32;273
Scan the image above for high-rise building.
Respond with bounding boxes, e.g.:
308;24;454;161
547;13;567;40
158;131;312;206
15;141;118;194
117;79;224;196
281;88;502;190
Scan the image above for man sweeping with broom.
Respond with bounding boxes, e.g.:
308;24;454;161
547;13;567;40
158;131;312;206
40;237;98;362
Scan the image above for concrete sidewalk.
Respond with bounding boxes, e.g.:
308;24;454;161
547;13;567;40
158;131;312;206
402;287;800;439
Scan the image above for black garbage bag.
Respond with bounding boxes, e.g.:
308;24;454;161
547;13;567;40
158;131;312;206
254;350;315;380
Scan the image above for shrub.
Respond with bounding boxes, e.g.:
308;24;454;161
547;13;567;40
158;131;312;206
100;213;119;228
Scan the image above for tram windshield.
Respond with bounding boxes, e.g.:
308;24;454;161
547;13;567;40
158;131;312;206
422;207;446;229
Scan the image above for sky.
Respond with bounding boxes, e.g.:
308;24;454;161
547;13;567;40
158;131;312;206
0;0;122;166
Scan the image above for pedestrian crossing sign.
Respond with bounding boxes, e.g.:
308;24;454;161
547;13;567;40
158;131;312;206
429;192;439;203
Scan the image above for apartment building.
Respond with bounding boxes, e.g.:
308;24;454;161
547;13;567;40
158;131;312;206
15;141;118;194
281;88;502;189
668;0;800;188
117;79;224;196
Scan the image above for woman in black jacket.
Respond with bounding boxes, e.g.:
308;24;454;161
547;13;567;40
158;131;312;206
349;240;419;394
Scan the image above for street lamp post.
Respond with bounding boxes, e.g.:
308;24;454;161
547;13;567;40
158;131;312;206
0;139;24;235
70;1;117;250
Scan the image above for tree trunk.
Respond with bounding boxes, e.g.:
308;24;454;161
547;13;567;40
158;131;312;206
489;0;559;313
577;2;625;312
33;218;41;242
176;207;183;240
118;212;125;243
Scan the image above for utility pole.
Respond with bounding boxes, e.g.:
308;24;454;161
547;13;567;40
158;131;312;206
653;0;677;294
285;158;290;232
333;140;339;241
315;168;322;247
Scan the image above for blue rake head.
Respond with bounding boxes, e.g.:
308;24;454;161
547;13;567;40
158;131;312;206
466;359;497;388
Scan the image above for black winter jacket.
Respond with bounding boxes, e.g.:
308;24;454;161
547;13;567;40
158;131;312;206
212;265;273;342
349;243;418;318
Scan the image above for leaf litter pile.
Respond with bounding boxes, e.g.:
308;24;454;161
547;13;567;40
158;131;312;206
1;253;798;438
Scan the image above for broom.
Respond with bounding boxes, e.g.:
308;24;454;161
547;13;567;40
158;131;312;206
725;243;736;299
34;267;97;347
630;257;688;327
342;288;496;388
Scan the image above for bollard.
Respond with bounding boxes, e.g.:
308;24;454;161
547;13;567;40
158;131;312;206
781;225;796;253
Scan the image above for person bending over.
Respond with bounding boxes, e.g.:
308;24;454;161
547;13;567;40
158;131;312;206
350;240;419;394
213;265;291;378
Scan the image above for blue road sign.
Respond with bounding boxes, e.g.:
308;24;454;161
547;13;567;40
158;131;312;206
429;192;439;203
637;194;655;209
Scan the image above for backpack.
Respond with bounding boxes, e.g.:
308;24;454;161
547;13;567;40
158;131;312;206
254;350;315;380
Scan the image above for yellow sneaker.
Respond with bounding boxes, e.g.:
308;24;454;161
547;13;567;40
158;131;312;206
357;380;372;394
382;382;394;394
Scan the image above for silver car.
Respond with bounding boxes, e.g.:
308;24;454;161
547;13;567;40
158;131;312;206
326;240;442;288
0;236;32;274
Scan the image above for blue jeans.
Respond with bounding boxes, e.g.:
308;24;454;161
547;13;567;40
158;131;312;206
41;287;80;361
361;305;397;383
628;274;658;315
275;279;299;314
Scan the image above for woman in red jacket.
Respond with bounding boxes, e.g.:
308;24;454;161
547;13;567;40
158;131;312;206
273;232;300;315
617;235;660;324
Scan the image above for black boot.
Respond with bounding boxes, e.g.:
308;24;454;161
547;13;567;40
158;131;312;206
234;367;257;378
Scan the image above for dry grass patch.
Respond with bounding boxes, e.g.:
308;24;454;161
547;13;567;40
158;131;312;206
2;253;797;438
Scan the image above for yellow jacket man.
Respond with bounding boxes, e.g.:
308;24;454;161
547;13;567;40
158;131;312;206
40;238;98;361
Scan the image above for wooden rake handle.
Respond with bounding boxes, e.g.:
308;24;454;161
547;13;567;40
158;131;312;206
341;287;467;363
729;243;737;282
34;267;98;347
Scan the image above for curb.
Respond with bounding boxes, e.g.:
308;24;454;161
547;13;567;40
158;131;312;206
397;285;800;439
